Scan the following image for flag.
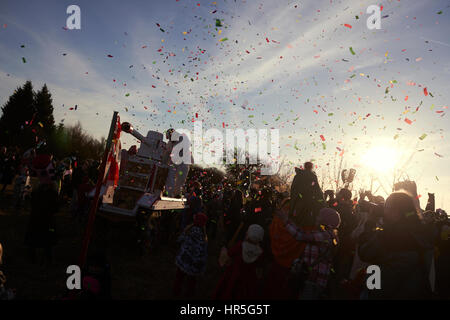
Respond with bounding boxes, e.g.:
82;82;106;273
103;116;122;203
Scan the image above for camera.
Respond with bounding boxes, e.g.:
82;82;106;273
358;199;384;218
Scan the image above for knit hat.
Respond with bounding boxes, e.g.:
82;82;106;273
32;154;55;185
317;207;341;229
193;213;208;227
242;224;265;263
246;224;264;243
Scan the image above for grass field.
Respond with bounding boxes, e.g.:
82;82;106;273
0;183;225;300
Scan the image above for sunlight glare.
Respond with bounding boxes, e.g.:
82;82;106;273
361;146;400;173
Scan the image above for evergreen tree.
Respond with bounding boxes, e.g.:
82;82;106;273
34;84;55;140
0;81;36;149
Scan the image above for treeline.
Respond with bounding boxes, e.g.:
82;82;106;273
0;81;105;160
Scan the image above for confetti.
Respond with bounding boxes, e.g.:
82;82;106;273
419;134;427;140
349;47;355;55
424;87;428;96
405;118;412;125
22;57;26;63
344;24;352;29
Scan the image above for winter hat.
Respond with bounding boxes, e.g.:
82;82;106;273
317;207;341;229
246;224;264;243
242;224;265;263
82;276;101;295
32;154;55;184
193;213;208;227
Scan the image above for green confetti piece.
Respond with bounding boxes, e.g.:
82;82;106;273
22;57;26;63
248;115;254;118
160;28;165;32
437;11;443;14
405;211;416;217
20;45;25;48
322;143;326;150
385;87;389;94
125;93;130;97
349;47;355;55
436;176;439;181
419;133;427;140
219;37;228;42
152;61;156;64
328;113;334;116
215;19;222;27
350;74;356;78
394;134;399;140
355;16;359;19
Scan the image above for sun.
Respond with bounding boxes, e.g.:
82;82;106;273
361;146;400;173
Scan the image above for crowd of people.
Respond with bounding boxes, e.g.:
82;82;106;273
0;140;449;300
173;161;450;300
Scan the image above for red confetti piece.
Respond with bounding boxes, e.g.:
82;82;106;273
405;118;412;125
222;122;225;128
380;5;383;11
320;135;325;141
107;54;113;58
152;85;156;88
344;24;352;29
195;113;198;118
266;37;269;43
255;208;262;213
424;87;428;96
405;96;408;101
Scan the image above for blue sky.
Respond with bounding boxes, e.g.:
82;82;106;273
0;0;449;209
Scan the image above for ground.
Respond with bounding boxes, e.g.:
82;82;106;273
0;183;225;300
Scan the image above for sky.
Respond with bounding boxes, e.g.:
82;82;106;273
0;0;449;209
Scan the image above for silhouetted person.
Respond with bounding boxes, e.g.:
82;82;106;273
290;162;324;227
25;153;59;265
